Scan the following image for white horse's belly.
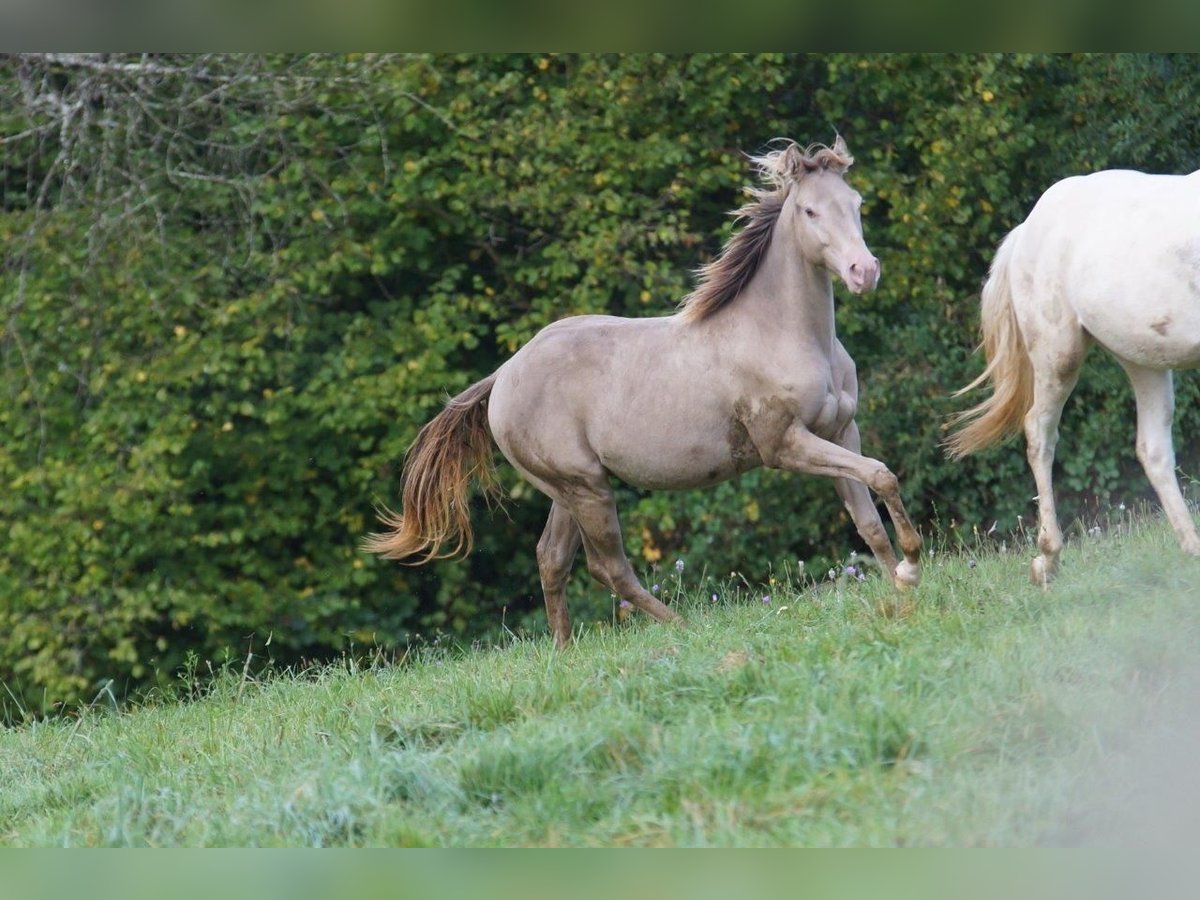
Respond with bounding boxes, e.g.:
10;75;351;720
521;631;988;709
1075;274;1200;369
1105;323;1200;369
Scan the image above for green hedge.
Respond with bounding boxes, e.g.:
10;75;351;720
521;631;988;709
3;54;1199;716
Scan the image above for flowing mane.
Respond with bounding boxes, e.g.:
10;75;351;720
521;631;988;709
679;139;854;322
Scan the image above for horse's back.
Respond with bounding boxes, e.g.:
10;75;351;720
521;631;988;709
1004;169;1200;367
489;313;662;428
487;311;765;490
1030;168;1198;219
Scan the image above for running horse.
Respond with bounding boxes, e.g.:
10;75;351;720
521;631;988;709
366;137;923;644
949;168;1200;585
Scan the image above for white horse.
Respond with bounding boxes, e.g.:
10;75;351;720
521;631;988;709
949;168;1200;584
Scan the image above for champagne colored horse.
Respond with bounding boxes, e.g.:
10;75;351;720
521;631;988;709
949;168;1200;584
366;137;923;645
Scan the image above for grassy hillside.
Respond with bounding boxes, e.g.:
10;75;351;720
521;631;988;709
3;510;1199;847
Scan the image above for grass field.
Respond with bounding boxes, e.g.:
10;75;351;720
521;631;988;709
3;510;1199;847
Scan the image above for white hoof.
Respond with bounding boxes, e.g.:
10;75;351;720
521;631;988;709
1029;555;1055;588
892;559;920;590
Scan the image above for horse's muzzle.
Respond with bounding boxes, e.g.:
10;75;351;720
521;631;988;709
844;254;881;294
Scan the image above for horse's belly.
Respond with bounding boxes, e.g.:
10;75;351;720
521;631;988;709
1120;333;1200;369
599;433;759;490
1079;293;1200;369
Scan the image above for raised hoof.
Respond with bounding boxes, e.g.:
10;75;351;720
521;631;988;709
892;559;920;590
1029;555;1056;588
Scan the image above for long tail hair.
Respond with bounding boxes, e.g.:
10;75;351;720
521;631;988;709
363;374;500;562
945;227;1033;458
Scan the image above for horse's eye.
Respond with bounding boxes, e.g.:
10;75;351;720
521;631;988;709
804;207;817;219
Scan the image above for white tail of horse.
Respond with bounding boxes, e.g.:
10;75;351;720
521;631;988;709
945;226;1034;458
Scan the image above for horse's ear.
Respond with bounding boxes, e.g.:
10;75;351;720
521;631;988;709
780;143;804;180
832;134;850;160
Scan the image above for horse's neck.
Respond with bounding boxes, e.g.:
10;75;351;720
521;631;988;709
739;223;836;350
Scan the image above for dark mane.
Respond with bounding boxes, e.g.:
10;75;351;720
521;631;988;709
678;139;853;322
678;192;786;322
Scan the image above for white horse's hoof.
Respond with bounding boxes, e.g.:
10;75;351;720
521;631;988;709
1029;555;1055;588
892;559;920;590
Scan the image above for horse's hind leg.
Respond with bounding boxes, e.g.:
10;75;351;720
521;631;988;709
556;479;685;629
1120;362;1200;556
537;501;582;648
1024;354;1082;586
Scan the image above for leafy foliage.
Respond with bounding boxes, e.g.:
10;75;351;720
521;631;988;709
3;53;1199;714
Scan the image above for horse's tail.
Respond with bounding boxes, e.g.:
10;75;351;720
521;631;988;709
945;227;1033;458
363;373;500;563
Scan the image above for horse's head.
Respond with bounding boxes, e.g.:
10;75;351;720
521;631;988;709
774;136;880;295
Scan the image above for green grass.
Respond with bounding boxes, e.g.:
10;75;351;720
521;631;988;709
3;512;1200;847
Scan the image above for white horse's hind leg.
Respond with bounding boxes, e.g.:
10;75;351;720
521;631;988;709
1024;365;1079;586
1121;363;1200;556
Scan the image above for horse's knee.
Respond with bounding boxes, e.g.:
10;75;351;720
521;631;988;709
869;467;900;498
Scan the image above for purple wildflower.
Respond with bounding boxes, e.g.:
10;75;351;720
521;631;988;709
675;559;685;575
651;583;660;594
762;594;771;605
619;599;632;610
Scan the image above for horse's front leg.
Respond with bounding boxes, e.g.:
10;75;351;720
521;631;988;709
831;420;901;580
772;424;921;589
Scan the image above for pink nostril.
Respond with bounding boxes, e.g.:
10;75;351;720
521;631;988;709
844;256;879;290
